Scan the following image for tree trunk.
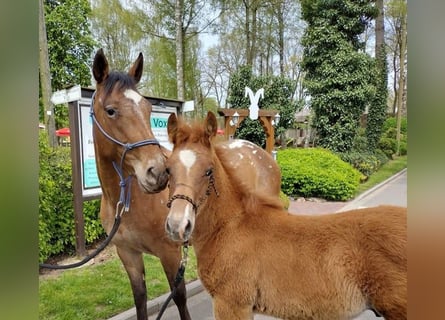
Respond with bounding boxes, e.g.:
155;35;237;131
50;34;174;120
396;14;406;156
244;0;251;66
375;0;385;66
175;0;185;100
250;3;258;67
39;0;57;147
278;3;285;76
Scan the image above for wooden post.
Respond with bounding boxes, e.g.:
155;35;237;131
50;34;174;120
217;108;278;153
68;100;87;257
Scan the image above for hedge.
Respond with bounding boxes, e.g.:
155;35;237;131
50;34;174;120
277;148;361;201
39;131;104;263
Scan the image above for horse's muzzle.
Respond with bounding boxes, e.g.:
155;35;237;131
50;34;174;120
165;201;195;242
139;169;169;193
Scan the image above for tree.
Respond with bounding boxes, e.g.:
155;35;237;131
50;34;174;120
201;0;305;107
39;0;57;147
366;0;388;152
395;9;406;156
301;0;378;153
90;0;144;72
386;0;407;116
126;0;221;106
43;0;95;129
175;0;186;100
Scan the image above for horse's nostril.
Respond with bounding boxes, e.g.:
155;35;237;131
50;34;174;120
165;220;172;234
184;220;192;235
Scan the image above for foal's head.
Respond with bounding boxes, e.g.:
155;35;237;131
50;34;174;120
165;112;219;241
92;49;168;193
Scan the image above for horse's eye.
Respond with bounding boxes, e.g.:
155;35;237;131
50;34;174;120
105;106;116;117
165;167;170;175
205;168;213;177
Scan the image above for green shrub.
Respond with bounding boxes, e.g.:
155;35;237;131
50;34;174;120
39;131;104;262
277;148;361;201
399;141;407;156
380;116;408;157
374;149;390;167
378;137;397;158
338;152;379;179
382;116;407;134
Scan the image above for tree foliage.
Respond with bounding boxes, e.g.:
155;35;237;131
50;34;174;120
301;0;378;153
365;0;388;152
45;0;95;89
90;0;144;72
43;0;95;128
366;48;388;151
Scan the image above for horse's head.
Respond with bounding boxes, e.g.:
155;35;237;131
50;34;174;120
92;49;168;193
164;112;218;241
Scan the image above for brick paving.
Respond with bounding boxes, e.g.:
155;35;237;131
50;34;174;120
287;198;347;215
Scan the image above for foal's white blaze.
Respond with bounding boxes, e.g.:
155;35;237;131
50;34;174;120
177;203;194;240
167;149;198;240
179;149;197;175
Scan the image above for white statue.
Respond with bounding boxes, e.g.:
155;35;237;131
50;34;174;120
245;86;264;120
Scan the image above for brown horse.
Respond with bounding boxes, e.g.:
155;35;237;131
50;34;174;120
91;50;282;319
92;49;191;320
165;112;407;320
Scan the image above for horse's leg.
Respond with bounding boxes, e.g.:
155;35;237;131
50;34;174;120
213;296;253;320
116;246;148;320
158;248;191;320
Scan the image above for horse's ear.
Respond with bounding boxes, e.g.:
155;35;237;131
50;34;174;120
205;111;218;139
128;52;143;84
167;113;178;144
92;48;109;84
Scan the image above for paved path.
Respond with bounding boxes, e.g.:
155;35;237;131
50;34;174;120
110;169;407;320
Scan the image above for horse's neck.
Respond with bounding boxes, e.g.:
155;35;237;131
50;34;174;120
95;152;123;202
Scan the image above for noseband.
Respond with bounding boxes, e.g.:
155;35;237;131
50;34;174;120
166;173;219;213
90;91;161;213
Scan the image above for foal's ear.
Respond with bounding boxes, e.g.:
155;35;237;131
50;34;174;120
205;111;217;139
128;52;144;84
167;113;178;144
93;48;109;84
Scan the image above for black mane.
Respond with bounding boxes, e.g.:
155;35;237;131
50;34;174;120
103;71;137;96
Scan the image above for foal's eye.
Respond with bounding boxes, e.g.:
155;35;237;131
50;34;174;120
105;106;117;117
205;168;213;177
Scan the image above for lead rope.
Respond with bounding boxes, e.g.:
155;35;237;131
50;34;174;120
155;242;189;320
39;202;125;269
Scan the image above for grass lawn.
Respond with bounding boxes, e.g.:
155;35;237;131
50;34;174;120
39;247;198;320
355;155;407;195
39;155;407;319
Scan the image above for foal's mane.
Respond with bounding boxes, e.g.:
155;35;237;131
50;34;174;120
173;117;213;149
103;71;138;96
